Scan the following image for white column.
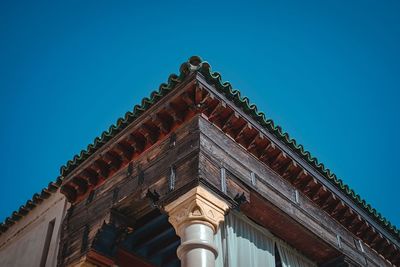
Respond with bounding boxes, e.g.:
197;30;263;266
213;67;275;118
165;186;229;267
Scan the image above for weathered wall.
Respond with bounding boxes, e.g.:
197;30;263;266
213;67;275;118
0;191;68;267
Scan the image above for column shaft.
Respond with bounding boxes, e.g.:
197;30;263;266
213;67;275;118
165;186;229;267
178;223;216;267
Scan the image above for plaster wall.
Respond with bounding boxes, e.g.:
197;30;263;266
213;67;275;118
0;191;68;267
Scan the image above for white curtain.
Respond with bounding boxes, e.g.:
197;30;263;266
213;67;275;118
215;224;226;267
215;211;276;267
276;242;316;267
215;211;317;267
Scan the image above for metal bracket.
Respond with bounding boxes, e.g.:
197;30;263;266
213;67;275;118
169;132;176;148
234;192;247;210
146;189;161;209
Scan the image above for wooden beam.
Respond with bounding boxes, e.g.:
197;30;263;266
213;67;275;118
330;200;346;217
221;110;238;132
128;133;146;153
384;244;398;262
82;168;100;187
296;175;313;191
303;179;320;196
321;193;337;210
208;101;227;122
282;161;296;179
72;177;88;195
61;184;77;202
102;151;122;172
292;169;310;187
378;239;392;257
259;141;277;162
116;248;155;267
114;142;134;162
241;191;340;263
270;151;292;174
87;250;115;267
197;91;215;114
247;133;264;152
370;233;383;247
93;159;110;180
393;253;400;266
325;198;342;215
167;102;185;124
180;91;197;112
140;123;159;145
149;114;170;135
194;85;203;105
236;123;253;142
238;132;257;152
355;222;370;237
312;186;328;204
341;209;356;227
348;215;363;232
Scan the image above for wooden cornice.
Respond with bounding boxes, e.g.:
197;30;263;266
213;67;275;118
194;73;400;264
60;72;399;266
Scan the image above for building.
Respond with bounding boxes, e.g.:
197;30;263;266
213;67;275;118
0;56;399;267
0;187;67;267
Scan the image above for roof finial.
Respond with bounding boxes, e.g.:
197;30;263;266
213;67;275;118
188;56;202;68
180;56;203;75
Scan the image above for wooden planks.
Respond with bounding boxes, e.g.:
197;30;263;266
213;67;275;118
197;116;392;266
59;117;201;266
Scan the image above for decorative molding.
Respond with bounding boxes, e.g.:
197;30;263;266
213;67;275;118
164;186;229;236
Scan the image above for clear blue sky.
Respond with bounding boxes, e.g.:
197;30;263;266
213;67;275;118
1;1;399;228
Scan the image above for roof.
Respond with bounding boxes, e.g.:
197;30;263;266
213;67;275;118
1;56;398;242
0;177;62;235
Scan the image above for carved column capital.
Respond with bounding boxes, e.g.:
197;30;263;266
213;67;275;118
165;186;229;237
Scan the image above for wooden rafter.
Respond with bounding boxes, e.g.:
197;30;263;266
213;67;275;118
312;186;328;204
167;102;185;124
208;101;226;122
321;193;337;210
259;141;278;162
93;159;109;180
221;110;238;132
114;142;134;162
81;168;100;187
71;177;88;195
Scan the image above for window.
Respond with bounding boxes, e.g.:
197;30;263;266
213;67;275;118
40;218;56;267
